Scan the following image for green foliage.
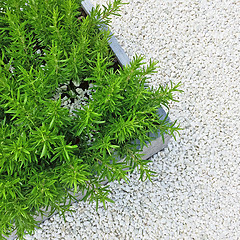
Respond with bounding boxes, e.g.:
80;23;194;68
0;0;182;239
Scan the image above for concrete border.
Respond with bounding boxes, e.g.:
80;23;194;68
81;0;131;67
81;0;171;157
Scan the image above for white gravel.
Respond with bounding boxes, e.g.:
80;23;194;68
25;0;240;239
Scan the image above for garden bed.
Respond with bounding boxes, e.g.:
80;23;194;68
1;0;178;239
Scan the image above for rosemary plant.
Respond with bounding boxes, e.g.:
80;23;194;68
0;0;181;239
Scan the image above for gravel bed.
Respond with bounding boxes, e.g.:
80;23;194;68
24;0;240;239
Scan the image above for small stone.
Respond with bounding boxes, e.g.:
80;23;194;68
66;216;73;222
